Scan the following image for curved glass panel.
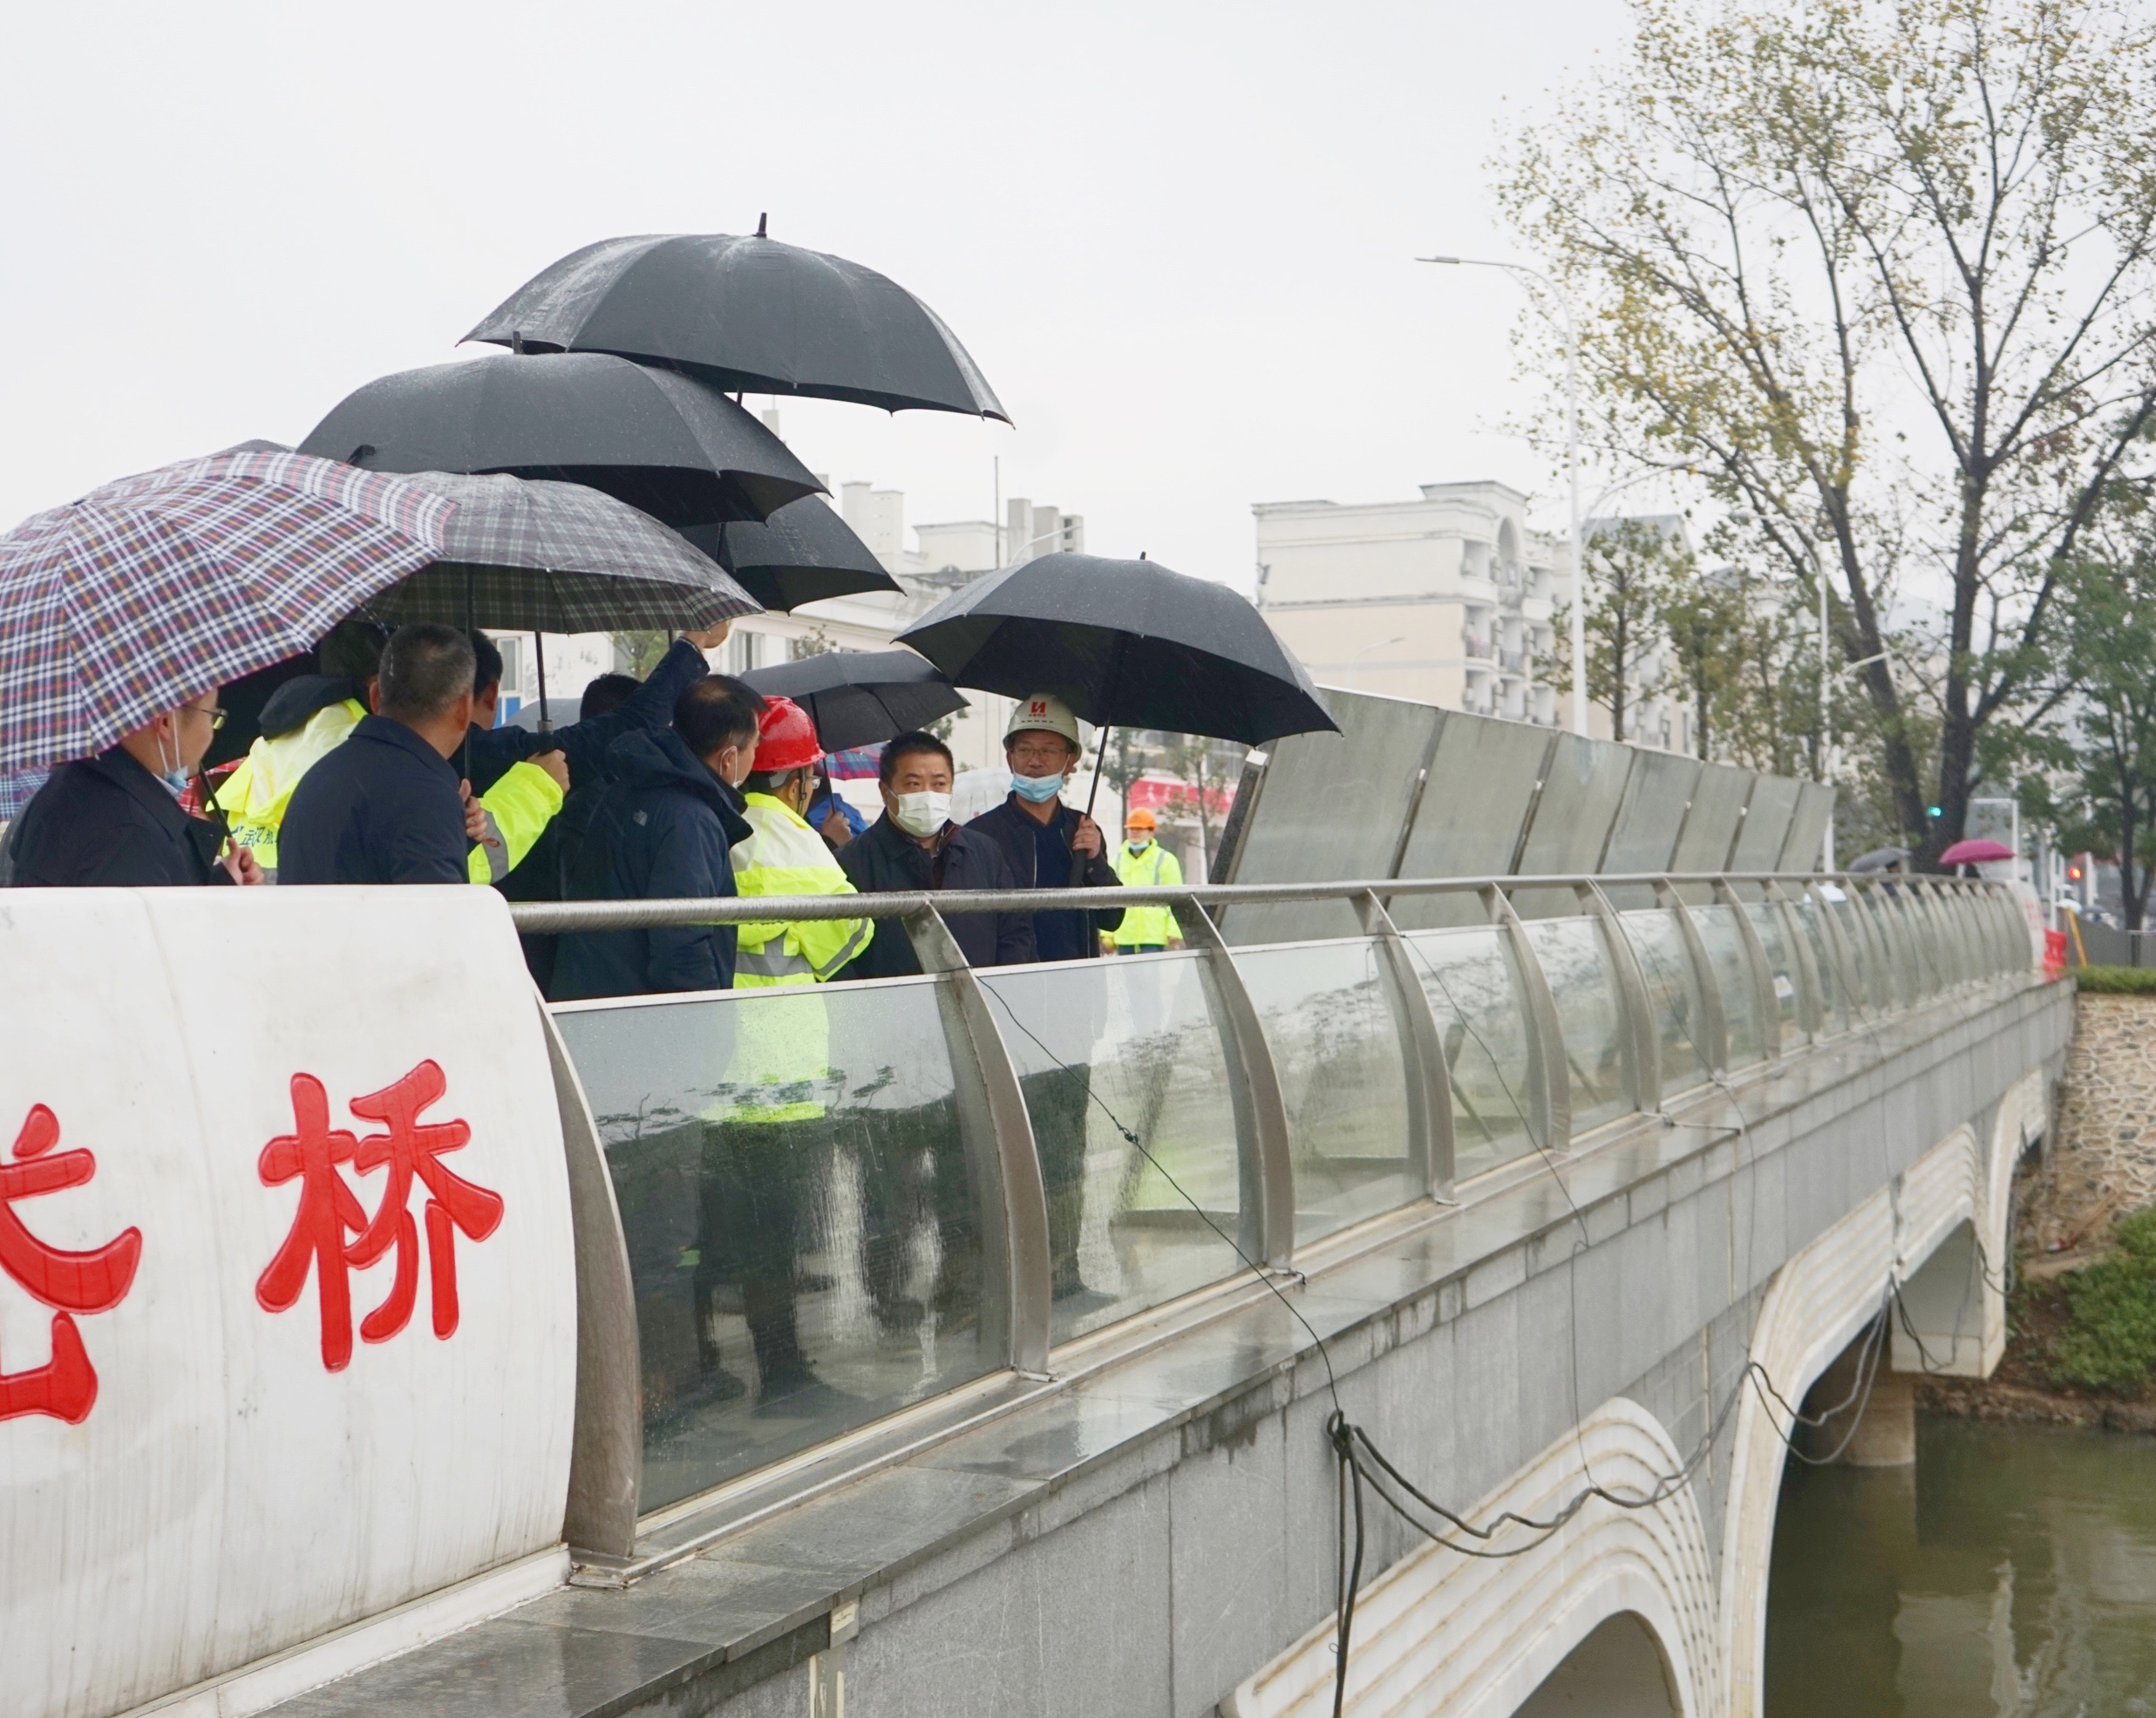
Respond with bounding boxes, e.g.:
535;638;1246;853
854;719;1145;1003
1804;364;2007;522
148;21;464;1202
1402;927;1539;1182
1691;904;1765;1070
554;978;993;1511
1789;893;1849;1032
1234;940;1417;1244
1520;915;1630;1133
1833;891;1894;1009
1743;901;1804;1049
1616;908;1709;1098
978;953;1248;1345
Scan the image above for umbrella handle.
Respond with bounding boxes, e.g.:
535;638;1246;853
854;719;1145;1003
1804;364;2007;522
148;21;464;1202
1070;723;1110;887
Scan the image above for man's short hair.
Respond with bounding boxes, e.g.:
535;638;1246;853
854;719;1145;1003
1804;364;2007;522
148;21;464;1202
377;624;476;723
880;730;955;785
318;616;391;682
580;672;640;721
469;631;503;694
674;675;766;760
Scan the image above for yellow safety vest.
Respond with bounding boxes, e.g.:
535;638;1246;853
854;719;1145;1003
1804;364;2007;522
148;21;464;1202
712;794;872;1126
1112;840;1183;947
214;700;563;886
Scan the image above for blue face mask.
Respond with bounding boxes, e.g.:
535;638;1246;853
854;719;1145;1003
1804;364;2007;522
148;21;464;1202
1010;771;1064;805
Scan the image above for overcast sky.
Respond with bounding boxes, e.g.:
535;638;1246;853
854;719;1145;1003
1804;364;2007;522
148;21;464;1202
2;1;1633;592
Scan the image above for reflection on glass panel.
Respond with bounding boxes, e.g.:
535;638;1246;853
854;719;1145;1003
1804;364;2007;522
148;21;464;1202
1833;893;1892;1010
1521;916;1630;1134
554;981;994;1511
1618;909;1709;1097
1744;902;1804;1049
1790;895;1848;1031
977;954;1246;1346
1403;927;1538;1182
1691;904;1765;1069
1870;889;1935;998
1927;892;1972;985
1236;940;1418;1244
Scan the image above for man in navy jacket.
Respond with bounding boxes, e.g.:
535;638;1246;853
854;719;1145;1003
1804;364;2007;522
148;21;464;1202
279;625;478;886
550;676;766;999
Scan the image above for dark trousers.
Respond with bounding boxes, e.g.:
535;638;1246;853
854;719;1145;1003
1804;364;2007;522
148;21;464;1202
696;1119;813;1387
1020;1065;1092;1297
856;1097;976;1333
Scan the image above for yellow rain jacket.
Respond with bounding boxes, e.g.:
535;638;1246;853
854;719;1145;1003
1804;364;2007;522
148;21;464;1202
712;793;872;1126
1112;839;1184;947
215;698;563;885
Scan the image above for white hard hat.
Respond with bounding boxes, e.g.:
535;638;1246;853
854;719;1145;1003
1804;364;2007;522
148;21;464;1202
1004;691;1083;750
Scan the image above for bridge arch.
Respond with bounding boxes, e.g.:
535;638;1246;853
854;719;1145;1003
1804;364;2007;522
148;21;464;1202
1223;1399;1717;1717
1716;1070;2046;1717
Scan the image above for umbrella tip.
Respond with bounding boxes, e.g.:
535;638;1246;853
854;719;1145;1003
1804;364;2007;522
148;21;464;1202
756;212;768;239
346;444;376;466
1139;550;1148;560
510;329;525;356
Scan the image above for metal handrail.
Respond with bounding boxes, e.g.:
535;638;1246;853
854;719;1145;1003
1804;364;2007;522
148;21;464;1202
509;870;2001;933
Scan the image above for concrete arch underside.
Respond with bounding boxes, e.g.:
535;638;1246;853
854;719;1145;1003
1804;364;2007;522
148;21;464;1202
1221;1398;1717;1718
1716;1069;2048;1718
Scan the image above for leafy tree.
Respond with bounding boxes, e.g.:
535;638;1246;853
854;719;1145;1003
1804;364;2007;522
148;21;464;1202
609;631;671;677
1542;517;1680;742
2033;548;2156;928
1500;0;2156;863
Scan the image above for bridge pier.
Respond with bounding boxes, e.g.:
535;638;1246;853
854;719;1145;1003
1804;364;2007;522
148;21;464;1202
1800;1336;1917;1468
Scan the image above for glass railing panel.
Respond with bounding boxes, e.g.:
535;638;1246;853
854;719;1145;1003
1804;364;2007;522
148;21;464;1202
1874;887;1937;998
1690;903;1766;1070
1908;888;1957;987
1743;901;1804;1049
554;977;996;1511
1234;939;1418;1246
977;953;1247;1345
1616;908;1709;1098
1402;927;1539;1182
1833;891;1894;1010
1790;894;1849;1031
1520;915;1631;1134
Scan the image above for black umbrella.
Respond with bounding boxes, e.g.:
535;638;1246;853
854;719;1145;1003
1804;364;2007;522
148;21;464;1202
463;225;1010;422
680;495;901;612
299;352;821;528
894;553;1337;746
1848;846;1909;873
739;650;968;752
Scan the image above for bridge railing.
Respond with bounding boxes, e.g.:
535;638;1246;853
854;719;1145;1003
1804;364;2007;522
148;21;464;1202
517;872;2032;1553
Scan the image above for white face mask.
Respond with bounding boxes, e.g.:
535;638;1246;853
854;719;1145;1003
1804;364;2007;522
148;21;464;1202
1126;836;1152;852
891;790;951;839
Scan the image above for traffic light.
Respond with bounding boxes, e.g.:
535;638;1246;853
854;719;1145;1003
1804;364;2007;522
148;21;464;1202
1927;805;1942;818
2069;863;2085;883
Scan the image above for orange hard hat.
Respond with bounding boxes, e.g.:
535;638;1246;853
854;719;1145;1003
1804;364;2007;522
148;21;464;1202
753;696;823;772
1125;808;1158;831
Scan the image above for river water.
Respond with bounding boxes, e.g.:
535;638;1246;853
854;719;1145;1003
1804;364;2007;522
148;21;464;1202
1765;1416;2156;1715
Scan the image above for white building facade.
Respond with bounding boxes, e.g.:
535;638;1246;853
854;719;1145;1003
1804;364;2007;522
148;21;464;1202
1253;481;1565;726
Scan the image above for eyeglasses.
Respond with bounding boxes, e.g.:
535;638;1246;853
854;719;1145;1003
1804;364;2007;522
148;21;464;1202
185;703;228;731
1008;744;1070;765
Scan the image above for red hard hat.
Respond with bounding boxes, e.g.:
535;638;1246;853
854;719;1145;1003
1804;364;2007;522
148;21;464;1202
753;695;823;772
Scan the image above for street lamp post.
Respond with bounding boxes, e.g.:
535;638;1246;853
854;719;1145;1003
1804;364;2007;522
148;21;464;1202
1420;255;1587;737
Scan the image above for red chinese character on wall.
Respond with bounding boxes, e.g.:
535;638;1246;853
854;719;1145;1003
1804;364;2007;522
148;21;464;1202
0;1103;142;1424
255;1062;502;1372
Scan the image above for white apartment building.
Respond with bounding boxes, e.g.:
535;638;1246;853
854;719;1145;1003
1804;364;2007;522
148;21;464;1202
1254;481;1565;726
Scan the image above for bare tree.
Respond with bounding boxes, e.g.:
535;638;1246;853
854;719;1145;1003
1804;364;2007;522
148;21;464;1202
1501;0;2156;861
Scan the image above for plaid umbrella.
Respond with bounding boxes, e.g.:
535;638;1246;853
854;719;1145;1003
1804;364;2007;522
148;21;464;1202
357;472;761;632
0;450;452;773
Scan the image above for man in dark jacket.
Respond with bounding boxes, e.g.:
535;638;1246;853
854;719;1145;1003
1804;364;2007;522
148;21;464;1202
550;675;765;1000
8;688;263;887
964;694;1123;1304
840;730;1033;976
463;627;731;797
279;625;478;886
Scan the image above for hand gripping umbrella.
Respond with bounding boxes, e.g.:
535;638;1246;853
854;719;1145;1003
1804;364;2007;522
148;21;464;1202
896;552;1338;875
0;449;452;773
463;223;1010;422
300;351;822;529
739;649;966;752
679;495;900;612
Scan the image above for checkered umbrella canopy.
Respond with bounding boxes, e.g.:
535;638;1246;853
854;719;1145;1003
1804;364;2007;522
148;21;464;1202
0;450;452;772
357;472;762;632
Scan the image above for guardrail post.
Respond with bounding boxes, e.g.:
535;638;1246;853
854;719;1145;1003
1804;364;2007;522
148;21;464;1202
1579;880;1660;1114
1716;879;1782;1061
1484;885;1570;1156
1764;880;1826;1040
1654;879;1730;1076
1173;900;1297;1269
1858;880;1916;1004
539;1000;643;1566
1352;890;1457;1202
1808;879;1869;1015
901;906;1052;1375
